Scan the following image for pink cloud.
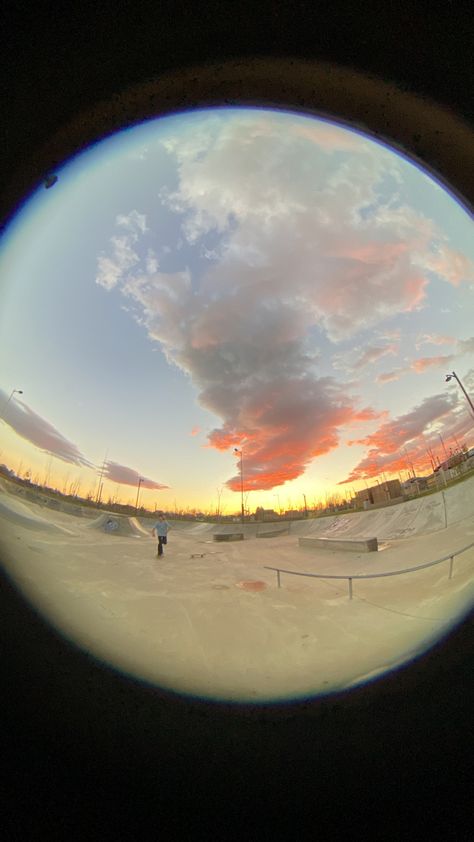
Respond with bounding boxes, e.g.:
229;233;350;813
376;370;406;384
206;378;375;491
0;390;92;468
411;355;455;373
424;245;474;286
415;333;455;350
190;425;201;436
102;461;169;490
341;393;457;482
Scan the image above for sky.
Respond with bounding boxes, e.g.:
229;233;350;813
0;107;473;513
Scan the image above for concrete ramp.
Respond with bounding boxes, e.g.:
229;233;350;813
445;481;474;526
0;494;75;534
86;513;150;537
59;502;85;517
256;526;290;538
287;489;453;541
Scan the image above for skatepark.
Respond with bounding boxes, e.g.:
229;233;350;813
0;476;472;703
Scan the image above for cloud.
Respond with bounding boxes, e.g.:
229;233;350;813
420;244;474;287
102;460;169;490
95;113;473;491
341;393;458;482
96;236;140;291
415;333;455;351
0;390;92;468
190;425;201;436
333;342;399;373
116;210;148;235
376;344;472;383
411;355;455;373
378;328;401;341
458;336;474;357
376;369;406;384
96;210;148;290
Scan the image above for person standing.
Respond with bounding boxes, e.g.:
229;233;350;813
152;514;171;557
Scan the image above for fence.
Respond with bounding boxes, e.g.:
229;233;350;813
264;540;474;600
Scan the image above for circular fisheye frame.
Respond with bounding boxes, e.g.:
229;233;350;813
0;61;472;705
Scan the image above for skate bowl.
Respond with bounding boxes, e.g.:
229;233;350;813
256;526;290;538
86;512;150;537
299;536;379;552
0;493;75;534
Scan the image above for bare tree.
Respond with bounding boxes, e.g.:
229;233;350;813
215;486;224;520
243;491;250;516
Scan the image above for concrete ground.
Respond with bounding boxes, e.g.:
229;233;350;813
0;480;473;703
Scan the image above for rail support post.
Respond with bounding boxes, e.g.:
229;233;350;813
448;555;454;580
348;577;353;600
277;570;281;589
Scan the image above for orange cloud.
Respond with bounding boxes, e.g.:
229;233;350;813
411;355;454;373
341;393;457;483
331;241;409;264
190;425;201;436
206;380;377;492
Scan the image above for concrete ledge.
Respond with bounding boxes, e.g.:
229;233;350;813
299;536;378;552
256;529;289;538
213;533;244;542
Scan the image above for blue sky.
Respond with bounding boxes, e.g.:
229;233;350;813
1;107;473;512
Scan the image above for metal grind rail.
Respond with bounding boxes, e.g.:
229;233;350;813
264;540;474;600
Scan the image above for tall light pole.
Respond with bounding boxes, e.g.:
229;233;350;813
96;450;108;504
273;493;281;516
445;371;474;418
0;388;23;420
135;477;143;512
234;448;244;523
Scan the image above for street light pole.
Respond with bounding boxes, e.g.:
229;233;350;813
135;477;143;512
445;371;474;418
0;388;23;420
234;448;244;524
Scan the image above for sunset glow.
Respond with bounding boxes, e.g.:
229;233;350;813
1;108;473;513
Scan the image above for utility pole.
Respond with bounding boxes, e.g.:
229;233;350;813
438;434;449;462
96;450;108;504
0;388;23;421
135;477;143;512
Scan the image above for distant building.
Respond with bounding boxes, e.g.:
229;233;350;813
355;479;402;506
255;507;278;521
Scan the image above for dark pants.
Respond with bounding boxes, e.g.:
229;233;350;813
157;535;167;556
